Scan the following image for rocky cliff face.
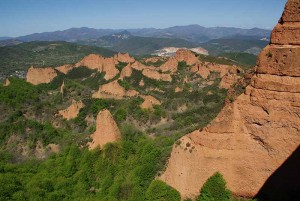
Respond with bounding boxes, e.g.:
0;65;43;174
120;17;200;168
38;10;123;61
75;54;119;80
75;54;104;69
88;109;121;149
160;0;300;199
26;66;58;85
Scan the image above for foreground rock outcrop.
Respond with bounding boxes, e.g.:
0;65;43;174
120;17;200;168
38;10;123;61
160;1;300;199
88;109;121;149
26;66;58;85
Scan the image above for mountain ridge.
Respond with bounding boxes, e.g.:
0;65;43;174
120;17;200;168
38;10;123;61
0;24;271;45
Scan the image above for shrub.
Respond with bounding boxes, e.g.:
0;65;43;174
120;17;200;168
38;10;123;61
178;61;188;71
197;172;231;201
145;180;181;201
65;66;95;79
115;108;127;122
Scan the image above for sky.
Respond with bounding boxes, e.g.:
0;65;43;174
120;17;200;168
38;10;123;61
0;0;287;37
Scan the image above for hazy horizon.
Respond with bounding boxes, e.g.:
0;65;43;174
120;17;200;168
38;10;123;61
0;24;274;39
1;0;286;37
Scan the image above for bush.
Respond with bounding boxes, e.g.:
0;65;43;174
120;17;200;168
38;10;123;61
178;61;188;71
115;108;127;122
197;172;231;201
145;180;181;201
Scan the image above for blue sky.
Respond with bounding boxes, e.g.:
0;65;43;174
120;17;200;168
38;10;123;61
0;0;287;37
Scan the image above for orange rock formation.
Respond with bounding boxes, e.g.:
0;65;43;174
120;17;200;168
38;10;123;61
140;95;161;110
55;64;74;74
92;80;126;99
75;54;104;69
92;80;139;99
142;69;172;82
88;109;121;149
102;57;119;80
175;86;183;93
139;79;145;87
160;56;178;73
160;1;300;199
75;54;119;80
58;100;85;120
26;66;58;85
175;49;198;65
219;73;240;89
119;63;132;80
114;52;135;63
131;61;156;71
4;78;10;86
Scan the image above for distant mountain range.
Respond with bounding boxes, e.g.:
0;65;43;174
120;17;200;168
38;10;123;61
0;24;271;44
0;25;271;56
0;37;12;41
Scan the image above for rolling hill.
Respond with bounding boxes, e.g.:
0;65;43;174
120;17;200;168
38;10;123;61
201;38;269;56
0;41;116;80
78;31;199;55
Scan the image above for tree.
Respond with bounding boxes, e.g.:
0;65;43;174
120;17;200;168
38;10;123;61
145;180;180;201
197;172;231;201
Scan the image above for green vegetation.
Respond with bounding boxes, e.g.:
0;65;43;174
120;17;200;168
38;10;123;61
0;125;177;201
143;59;165;67
0;77;39;108
79;35;197;55
198;54;238;66
0;41;115;79
145;180;181;201
0;47;244;200
65;67;96;79
218;52;257;68
202;38;268;56
197;172;231;201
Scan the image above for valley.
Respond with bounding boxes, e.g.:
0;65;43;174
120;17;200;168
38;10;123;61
0;0;299;201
